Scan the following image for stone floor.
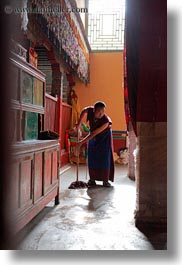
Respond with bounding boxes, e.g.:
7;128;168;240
15;164;166;250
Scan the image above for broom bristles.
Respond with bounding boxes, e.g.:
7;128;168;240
68;181;88;189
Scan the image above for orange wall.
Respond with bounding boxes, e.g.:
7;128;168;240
74;52;126;131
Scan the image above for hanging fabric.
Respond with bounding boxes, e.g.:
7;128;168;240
125;0;140;135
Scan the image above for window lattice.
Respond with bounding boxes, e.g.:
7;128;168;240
88;0;125;51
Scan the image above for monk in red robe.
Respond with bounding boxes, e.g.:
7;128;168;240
76;101;114;187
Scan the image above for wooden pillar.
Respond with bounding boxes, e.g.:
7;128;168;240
125;0;167;230
133;0;167;229
51;63;62;97
135;122;167;228
128;122;136;181
51;64;62;135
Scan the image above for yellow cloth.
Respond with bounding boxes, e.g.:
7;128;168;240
71;90;80;128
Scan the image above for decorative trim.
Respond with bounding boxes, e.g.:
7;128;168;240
10;57;46;82
10;39;27;62
112;130;127;139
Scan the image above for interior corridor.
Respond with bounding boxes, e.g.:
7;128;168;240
0;0;167;251
14;164;166;250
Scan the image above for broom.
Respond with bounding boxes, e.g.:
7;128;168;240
68;127;88;189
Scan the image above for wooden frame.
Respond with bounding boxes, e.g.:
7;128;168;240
10;54;45;142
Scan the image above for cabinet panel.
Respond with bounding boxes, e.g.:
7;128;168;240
44;150;52;194
11;162;20;211
34;152;43;202
24;111;39;140
21;71;33;104
20;156;33;209
10;63;19;100
52;150;58;184
33;78;44;106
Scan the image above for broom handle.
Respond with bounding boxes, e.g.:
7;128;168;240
76;127;80;182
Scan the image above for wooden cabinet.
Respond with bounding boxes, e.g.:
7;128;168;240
10;49;60;233
12;141;59;233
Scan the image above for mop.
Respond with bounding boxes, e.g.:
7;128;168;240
68;127;88;189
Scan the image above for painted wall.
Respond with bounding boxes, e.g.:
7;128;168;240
74;52;126;131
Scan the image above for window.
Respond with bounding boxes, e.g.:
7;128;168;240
88;0;125;51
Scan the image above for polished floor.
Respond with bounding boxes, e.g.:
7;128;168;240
15;164;166;250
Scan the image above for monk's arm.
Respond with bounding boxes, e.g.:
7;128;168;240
78;122;109;146
76;108;88;127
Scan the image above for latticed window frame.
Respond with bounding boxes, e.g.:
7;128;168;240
87;0;126;51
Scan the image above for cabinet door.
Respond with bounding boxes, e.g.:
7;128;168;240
43;150;52;194
43;148;59;195
20;155;34;210
10;162;20;214
34;152;43;202
52;149;58;185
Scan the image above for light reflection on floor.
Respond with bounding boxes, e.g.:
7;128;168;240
16;164;154;250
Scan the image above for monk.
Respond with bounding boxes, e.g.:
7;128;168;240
76;101;114;187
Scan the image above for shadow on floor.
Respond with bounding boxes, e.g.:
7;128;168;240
13;206;54;249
